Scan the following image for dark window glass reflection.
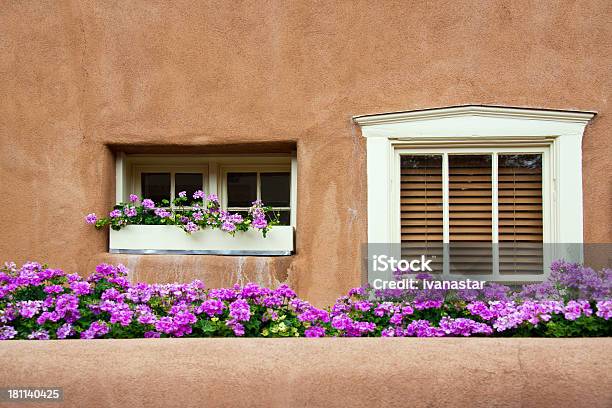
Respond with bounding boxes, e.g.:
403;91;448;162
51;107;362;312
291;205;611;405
175;173;203;204
141;173;170;206
227;173;257;207
261;172;290;207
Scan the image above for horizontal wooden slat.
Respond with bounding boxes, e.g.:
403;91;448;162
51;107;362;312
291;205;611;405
499;205;541;212
449;234;494;241
449;190;492;197
401;176;443;183
402;219;444;225
402;186;443;192
498;189;542;197
401;169;442;175
499;197;542;204
499;236;542;241
499;182;542;189
401;235;444;241
400;198;443;204
499;219;542;226
499;174;541;182
402;227;443;233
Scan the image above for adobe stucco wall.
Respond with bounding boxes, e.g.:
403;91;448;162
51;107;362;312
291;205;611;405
1;338;611;407
1;1;610;305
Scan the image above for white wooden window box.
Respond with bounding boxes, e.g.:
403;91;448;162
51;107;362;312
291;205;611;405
109;225;294;256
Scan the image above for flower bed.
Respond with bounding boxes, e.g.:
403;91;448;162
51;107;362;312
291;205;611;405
0;261;610;340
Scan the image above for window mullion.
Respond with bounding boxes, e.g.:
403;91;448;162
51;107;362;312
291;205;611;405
170;171;176;206
492;153;500;278
442;153;450;277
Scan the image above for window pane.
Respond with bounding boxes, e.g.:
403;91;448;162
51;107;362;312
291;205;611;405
448;155;492;275
400;155;443;274
175;173;203;204
141;173;170;206
227;172;257;207
267;210;290;226
498;154;543;275
260;172;290;207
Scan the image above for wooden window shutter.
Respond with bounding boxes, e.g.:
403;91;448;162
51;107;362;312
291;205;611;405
448;155;493;274
400;155;443;272
498;154;544;274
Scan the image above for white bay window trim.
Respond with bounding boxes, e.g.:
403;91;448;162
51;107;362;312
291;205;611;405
354;105;595;279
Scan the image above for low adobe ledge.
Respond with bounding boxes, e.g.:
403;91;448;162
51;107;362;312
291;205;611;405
1;338;610;407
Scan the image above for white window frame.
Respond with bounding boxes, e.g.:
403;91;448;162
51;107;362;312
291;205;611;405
115;154;298;227
354;105;595;280
394;145;551;281
131;164;209;208
220;165;292;223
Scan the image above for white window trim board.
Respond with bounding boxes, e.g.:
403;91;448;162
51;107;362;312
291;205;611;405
354;105;595;266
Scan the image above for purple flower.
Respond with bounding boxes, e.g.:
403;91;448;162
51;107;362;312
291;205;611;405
124;206;137;217
331;314;352;331
252;217;268;229
222;221;236;233
381;328;397;337
28;329;50;340
184;222;198;234
193;190;206;200
155;209;174;220
101;288;123;302
80;321;109;339
178;191;187;198
467;301;495;320
85;213;97;224
70;281;91;295
17;300;43;318
304;326;326;337
298;307;329;323
231;322;245;336
129;194;139;203
154;208;172;218
142;199;155;209
229;299;251;322
564;300;592;321
348;287;367;297
0;326;17;340
596;300;612;320
144;331;161;338
55;294;79;313
43;285;63;294
56;323;74;339
137;311;157;325
207;194;219;203
154;317;175;334
196;299;225;317
109;209;122;218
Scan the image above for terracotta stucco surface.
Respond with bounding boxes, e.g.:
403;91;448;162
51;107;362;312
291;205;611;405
0;338;611;407
1;1;611;305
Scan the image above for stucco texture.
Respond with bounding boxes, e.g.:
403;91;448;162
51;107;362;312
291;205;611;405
0;338;611;407
1;1;611;305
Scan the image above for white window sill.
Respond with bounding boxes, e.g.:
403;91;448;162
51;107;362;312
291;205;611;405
109;225;294;256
